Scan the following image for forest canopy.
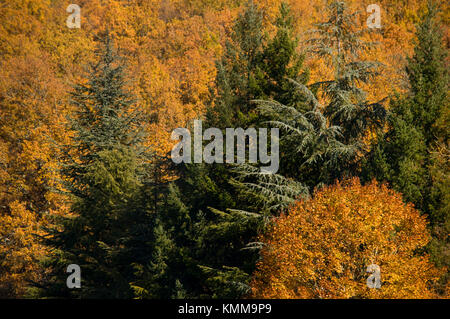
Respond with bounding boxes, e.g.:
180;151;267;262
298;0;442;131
0;0;448;299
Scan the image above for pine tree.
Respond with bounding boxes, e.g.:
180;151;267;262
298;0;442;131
364;0;448;215
206;0;265;128
362;97;427;208
428;140;450;295
130;218;176;299
362;1;448;295
411;1;449;295
38;35;157;298
406;1;448;146
410;1;448;226
166;2;310;298
257;2;308;108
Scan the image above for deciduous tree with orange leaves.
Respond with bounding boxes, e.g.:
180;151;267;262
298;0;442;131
250;178;442;299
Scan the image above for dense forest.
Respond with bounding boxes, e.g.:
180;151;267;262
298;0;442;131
0;0;448;299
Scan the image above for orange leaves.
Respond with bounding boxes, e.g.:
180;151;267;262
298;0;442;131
0;0;447;298
250;178;442;299
0;50;69;298
0;201;50;297
135;56;185;155
0;2;236;297
274;0;445;101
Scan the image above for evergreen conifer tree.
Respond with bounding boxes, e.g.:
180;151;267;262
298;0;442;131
39;35;159;298
363;1;448;294
235;0;387;211
309;1;386;178
206;0;265;128
406;1;447;146
166;2;310;298
362;97;427;208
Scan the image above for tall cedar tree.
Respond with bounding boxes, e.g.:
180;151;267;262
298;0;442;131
233;1;387;215
309;1;386;179
39;36;163;298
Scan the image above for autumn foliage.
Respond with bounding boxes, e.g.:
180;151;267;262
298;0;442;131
250;179;442;299
0;0;447;298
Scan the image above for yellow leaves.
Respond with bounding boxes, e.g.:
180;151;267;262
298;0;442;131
0;201;50;297
135;56;184;155
270;0;445;103
0;41;69;298
250;178;442;299
0;0;446;298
